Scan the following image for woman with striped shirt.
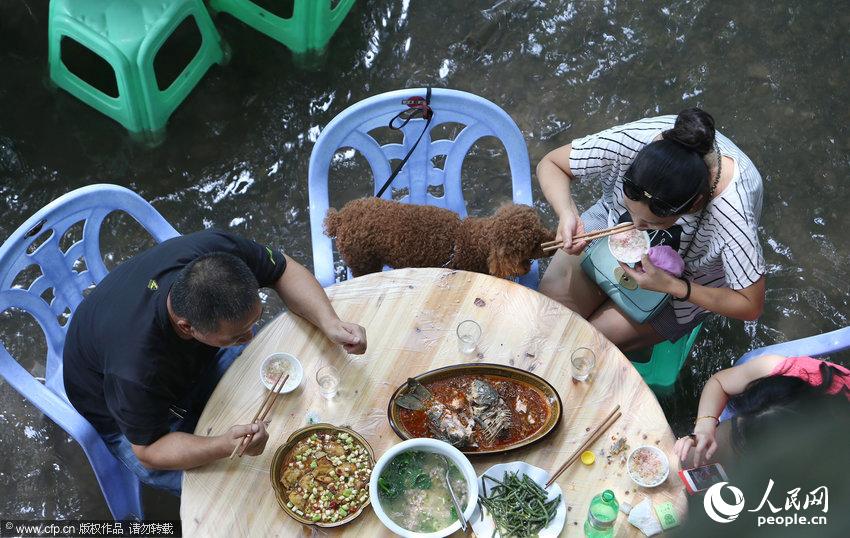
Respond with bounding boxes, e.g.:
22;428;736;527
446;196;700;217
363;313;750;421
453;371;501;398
537;108;766;351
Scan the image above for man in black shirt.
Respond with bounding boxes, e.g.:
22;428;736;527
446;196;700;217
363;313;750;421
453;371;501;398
63;230;366;495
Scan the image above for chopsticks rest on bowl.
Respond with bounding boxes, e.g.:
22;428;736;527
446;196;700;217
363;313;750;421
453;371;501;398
541;223;636;253
545;405;621;488
229;372;290;459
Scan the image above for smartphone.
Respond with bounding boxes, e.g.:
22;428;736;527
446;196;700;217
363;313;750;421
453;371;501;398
678;463;728;494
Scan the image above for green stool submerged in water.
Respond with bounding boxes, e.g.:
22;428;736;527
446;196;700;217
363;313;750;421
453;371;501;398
631;323;703;396
48;0;226;142
209;0;355;54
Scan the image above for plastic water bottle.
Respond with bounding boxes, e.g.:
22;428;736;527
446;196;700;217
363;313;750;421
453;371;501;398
584;489;619;537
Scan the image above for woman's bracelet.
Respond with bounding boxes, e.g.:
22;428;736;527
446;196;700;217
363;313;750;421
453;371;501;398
676;277;692;301
696;415;719;425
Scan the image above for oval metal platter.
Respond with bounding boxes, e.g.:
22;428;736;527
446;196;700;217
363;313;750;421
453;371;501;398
387;363;562;456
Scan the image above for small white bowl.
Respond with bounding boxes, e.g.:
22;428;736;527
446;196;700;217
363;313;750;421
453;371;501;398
627;445;670;488
369;438;479;538
259;352;303;393
608;229;651;264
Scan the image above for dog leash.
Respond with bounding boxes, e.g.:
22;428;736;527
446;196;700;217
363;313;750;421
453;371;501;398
375;86;433;199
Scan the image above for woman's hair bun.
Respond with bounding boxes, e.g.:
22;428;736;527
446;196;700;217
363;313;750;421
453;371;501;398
662;107;716;156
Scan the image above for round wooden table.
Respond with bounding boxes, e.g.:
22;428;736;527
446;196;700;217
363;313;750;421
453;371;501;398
182;268;687;536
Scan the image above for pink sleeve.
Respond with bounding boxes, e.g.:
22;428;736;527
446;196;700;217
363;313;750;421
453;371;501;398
771;356;850;399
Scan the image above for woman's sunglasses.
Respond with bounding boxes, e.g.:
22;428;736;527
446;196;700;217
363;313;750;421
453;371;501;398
622;175;700;217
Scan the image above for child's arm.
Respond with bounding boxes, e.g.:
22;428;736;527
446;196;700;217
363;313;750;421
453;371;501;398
675;354;786;466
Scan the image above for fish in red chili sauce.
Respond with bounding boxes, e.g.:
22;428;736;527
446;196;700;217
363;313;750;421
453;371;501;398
396;375;551;450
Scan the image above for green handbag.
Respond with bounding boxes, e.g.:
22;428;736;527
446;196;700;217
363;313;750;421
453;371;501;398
580;236;669;324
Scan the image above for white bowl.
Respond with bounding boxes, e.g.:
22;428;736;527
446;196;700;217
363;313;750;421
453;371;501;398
259;352;303;393
369;438;479;538
471;461;566;538
627;445;670;488
608;229;651;264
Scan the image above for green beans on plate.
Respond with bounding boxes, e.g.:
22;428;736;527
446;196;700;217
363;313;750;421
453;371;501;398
478;472;561;538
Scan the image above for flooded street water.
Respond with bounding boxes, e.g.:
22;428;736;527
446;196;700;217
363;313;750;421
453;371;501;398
1;0;848;522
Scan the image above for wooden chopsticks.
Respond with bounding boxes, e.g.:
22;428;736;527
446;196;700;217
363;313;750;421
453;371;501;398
545;405;622;488
229;372;290;459
541;223;635;253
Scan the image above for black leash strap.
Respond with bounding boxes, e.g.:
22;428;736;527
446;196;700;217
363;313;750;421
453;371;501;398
375;87;433;198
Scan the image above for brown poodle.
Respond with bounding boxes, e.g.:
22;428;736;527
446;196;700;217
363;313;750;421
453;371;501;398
324;198;555;278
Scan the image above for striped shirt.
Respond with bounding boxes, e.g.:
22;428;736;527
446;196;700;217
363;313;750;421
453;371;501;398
569;115;765;324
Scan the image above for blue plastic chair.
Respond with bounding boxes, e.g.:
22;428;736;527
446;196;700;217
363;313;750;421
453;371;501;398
719;326;850;421
0;184;180;519
308;88;537;288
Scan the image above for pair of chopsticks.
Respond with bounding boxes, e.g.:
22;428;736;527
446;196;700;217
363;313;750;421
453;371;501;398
229;372;290;459
541;222;635;253
545;405;622;488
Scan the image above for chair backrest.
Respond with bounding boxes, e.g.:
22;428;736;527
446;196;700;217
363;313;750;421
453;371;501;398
719;326;850;421
308;88;533;287
0;184;179;411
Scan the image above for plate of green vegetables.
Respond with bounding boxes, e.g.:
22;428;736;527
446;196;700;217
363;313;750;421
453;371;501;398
471;462;566;538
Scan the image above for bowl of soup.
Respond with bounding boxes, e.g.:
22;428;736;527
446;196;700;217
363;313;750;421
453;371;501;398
608;228;651;264
260;352;303;393
369;438;478;538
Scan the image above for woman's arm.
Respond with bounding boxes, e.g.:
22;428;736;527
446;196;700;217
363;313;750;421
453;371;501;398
536;145;588;254
671;275;765;321
622;256;766;321
274;255;367;354
537;144;578;217
674;354;785;466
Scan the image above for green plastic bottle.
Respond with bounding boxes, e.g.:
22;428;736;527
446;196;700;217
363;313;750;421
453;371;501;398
584;489;619;537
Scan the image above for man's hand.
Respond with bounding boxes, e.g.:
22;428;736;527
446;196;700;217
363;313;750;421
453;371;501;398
274;256;368;354
223;421;269;457
324;320;368;354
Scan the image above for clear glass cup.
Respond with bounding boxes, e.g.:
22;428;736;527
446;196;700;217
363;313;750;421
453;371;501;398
571;347;596;382
316;365;340;399
457;320;481;355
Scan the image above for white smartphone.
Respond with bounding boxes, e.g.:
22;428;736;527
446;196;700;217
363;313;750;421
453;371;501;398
678;463;729;494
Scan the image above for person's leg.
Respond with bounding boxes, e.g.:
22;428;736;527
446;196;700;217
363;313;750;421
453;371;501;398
588;300;665;352
538;250;607;318
101;432;183;497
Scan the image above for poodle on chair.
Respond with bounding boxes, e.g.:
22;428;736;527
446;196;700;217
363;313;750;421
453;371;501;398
324;197;555;279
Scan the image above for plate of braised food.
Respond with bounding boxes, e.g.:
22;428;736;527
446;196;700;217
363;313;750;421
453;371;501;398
387;364;562;455
270;424;374;527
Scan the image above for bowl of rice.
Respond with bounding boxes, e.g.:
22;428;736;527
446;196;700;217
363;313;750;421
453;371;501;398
260;352;303;393
608;228;651;264
627;445;670;488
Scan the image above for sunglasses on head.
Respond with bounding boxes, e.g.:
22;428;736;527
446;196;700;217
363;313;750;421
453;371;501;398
622;175;700;217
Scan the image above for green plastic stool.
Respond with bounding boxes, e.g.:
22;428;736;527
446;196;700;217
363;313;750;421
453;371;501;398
48;0;226;142
208;0;355;54
631;323;703;397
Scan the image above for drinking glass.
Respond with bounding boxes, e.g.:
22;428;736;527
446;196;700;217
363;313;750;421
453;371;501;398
571;347;596;381
457;320;481;355
316;365;340;399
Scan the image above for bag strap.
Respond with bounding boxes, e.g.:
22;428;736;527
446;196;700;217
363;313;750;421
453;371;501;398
375;87;433;199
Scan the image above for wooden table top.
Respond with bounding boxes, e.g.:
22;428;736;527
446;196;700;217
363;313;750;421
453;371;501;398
181;268;687;537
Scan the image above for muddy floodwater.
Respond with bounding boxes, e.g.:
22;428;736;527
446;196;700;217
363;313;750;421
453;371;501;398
1;0;848;521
